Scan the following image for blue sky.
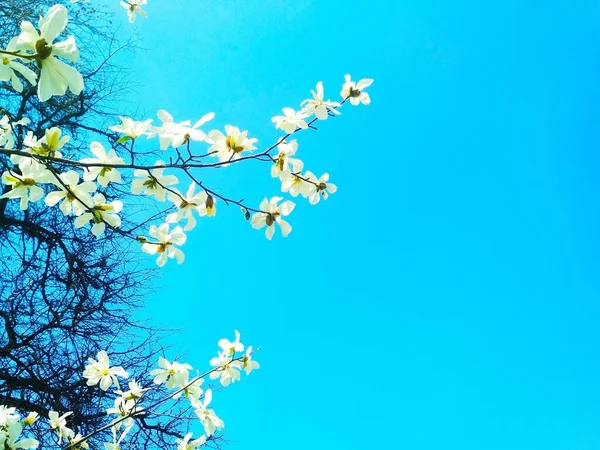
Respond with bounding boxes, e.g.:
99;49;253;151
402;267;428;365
100;1;600;449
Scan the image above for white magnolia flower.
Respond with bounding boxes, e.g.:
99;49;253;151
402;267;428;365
120;0;148;23
131;162;178;202
341;75;374;105
10;127;69;166
106;396;139;430
152;110;214;149
0;115;30;151
109;117;153;140
22;412;38;427
82;350;129;391
166;183;216;231
251;196;295;240
3;421;39;450
68;434;89;450
271;140;302;181
0;406;17;426
115;380;149;401
74;193;123;237
1;159;50;210
16;4;84;101
193;390;224;437
174;376;203;401
45;170;96;216
281;167;316;198
48;411;73;443
209;351;241;387
149;357;193;389
206;125;258;163
241;346;260;375
81;142;124;186
301;81;341;120
271;108;308;134
309;172;337;204
141;223;187;266
177;433;206;450
218;330;244;355
0;37;37;92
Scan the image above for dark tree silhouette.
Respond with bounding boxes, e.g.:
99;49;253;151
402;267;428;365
0;2;204;448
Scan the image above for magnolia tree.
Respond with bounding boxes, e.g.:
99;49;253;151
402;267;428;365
0;1;373;449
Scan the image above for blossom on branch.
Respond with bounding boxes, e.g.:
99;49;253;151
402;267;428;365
81;142;125;186
192;390;224;437
121;0;148;23
0;159;50;210
206;125;258;163
309;173;337;204
141;223;187;266
251;197;295;240
272;108;308;134
176;433;206;450
131;162;178;202
0;38;37;93
150;357;192;388
48;411;73;443
271;140;302;181
45;170;96;216
301;81;340;120
73;192;123;237
16;4;84;101
341;75;374;105
82;350;129;390
152;110;214;149
166;183;216;231
109;117;153;142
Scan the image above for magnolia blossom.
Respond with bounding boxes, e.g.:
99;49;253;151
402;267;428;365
272;108;308;134
0;37;37;92
22;413;38;427
141;223;187;266
81;142;125;186
175;377;204;401
121;0;148;23
176;433;206;450
301;81;341;120
149;357;193;389
271;140;302;181
74;193;123;237
68;434;89;450
209;351;241;387
152;110;214;149
218;330;244;355
0;116;29;151
193;390;224;437
341;75;374;105
45;170;96;216
106;396;139;429
115;380;149;401
11;127;70;166
309;172;337;205
109;117;153;140
281;167;316;198
82;350;129;391
48;411;73;443
131;162;178;202
206;125;258;163
251;197;295;240
166;183;216;231
241;347;260;375
16;4;84;101
1;421;39;450
0;159;50;210
0;406;17;426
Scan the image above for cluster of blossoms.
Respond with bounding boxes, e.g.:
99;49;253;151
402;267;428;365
0;3;373;266
0;331;259;449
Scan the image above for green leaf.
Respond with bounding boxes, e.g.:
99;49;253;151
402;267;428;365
117;136;132;144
